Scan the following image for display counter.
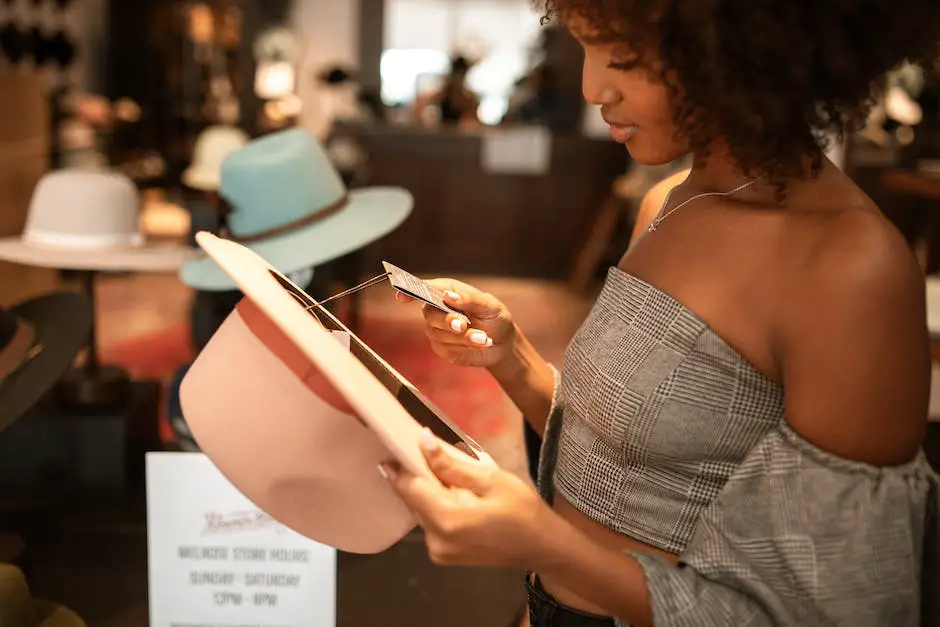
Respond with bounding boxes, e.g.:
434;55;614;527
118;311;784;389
347;124;629;278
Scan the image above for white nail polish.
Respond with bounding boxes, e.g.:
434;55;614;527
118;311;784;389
420;428;440;451
470;331;488;345
446;291;461;301
485;338;493;348
450;319;463;333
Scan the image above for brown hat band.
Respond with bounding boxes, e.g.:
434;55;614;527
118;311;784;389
235;297;362;421
225;194;350;244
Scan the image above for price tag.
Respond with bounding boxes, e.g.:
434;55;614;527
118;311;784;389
146;452;337;627
382;261;459;314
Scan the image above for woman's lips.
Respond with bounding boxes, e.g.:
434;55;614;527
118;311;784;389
609;123;639;143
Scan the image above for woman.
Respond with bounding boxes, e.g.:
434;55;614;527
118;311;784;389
383;2;940;625
415;55;481;127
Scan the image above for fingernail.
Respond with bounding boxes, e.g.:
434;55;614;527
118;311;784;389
420;428;439;451
377;464;389;480
450;318;464;333
446;291;461;301
470;331;488;345
484;338;493;348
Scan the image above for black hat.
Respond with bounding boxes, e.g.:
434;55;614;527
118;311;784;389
0;292;93;432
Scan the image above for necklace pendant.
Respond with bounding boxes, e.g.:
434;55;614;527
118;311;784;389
648;222;657;233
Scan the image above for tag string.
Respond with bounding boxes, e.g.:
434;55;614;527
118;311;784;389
301;272;391;313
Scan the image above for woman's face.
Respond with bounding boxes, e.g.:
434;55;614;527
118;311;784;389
568;18;690;165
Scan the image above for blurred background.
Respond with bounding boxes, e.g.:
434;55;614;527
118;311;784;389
0;1;936;626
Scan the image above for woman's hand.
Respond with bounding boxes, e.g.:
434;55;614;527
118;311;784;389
395;278;516;369
381;429;552;569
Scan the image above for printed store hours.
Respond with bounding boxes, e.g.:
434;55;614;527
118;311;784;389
213;591;279;608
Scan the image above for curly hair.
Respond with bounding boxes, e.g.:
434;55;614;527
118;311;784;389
538;0;940;188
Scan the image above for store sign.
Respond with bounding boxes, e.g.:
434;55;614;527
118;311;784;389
481;126;552;176
146;452;337;627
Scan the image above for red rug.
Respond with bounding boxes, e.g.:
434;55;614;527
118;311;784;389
99;316;511;445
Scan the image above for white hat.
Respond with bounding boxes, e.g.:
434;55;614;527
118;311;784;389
182;125;251;192
0;169;193;272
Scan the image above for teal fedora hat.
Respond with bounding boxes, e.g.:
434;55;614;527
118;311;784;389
179;127;413;291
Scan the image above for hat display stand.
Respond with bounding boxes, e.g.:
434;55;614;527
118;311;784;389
0;170;189;502
55;270;130;412
0;289;92;597
0;169;192;411
0;311;162;505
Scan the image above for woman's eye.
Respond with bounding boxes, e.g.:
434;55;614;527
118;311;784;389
607;58;641;71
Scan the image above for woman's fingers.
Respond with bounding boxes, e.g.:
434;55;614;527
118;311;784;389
422;305;470;333
464;328;493;347
424;279;501;320
425;278;472;297
393;278;497;355
425;326;493;349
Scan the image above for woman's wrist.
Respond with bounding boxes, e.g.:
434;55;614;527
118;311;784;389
487;325;556;434
487;323;529;383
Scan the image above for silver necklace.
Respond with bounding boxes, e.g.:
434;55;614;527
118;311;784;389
647;174;765;233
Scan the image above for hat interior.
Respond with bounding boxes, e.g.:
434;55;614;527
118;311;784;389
267;269;484;460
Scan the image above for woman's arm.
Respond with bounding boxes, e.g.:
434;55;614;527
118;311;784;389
531;512;657;627
528;422;935;627
488;168;692;435
487;325;559;436
490;168;692;435
403;278;559;437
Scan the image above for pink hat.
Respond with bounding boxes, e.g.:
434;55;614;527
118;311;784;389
179;232;492;554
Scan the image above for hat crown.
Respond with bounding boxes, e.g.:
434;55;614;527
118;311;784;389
220;128;346;239
191;125;250;169
24;170;142;247
184;125;251;191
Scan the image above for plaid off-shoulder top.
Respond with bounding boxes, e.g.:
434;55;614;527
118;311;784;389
537;267;940;626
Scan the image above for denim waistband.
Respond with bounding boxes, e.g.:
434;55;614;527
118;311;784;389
524;572;616;627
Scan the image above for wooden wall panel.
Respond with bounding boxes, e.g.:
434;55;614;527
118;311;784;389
349;125;629;278
0;72;59;308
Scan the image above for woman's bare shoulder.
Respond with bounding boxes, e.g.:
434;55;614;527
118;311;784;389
779;206;931;466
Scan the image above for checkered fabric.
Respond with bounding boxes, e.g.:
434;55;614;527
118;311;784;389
537;268;940;626
626;425;940;626
541;268;785;554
